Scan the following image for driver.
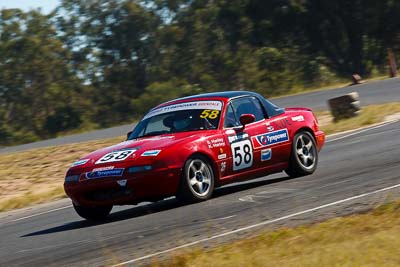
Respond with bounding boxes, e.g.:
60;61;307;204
172;112;193;131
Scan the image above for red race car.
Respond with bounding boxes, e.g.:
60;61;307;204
64;91;325;220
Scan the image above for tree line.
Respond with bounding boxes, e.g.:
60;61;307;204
1;0;399;145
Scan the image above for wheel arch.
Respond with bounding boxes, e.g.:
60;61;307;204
293;126;315;139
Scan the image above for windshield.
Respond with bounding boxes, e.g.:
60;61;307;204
128;101;223;139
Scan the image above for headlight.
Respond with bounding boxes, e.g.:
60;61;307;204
127;165;153;173
65;175;79;183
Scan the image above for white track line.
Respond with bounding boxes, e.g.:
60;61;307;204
5;205;72;223
327;120;399;143
112;183;400;266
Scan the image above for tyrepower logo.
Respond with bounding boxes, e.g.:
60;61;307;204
86;168;124;179
252;129;289;148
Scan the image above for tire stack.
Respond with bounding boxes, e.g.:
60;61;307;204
328;92;361;122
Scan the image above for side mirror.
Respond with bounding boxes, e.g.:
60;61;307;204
126;130;133;140
239;114;255;126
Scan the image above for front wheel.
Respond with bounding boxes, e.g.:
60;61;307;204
177;155;215;203
285;131;318;178
73;203;112;221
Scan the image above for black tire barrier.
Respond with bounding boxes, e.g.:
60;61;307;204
328;92;361;122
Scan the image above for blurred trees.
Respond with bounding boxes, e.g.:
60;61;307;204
1;0;400;145
56;0;161;126
0;9;86;144
296;0;400;76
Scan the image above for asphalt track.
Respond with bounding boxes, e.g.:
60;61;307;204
1;77;400;154
1;119;400;266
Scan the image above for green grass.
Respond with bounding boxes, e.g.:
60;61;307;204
147;200;400;267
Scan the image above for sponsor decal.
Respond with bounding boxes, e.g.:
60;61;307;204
207;138;226;149
92;166;114;172
72;159;89;167
141;150;161;156
261;149;272;161
228;132;249;144
225;129;235;135
266;124;275;131
95;149;137;164
143;101;223;120
252;129;289;148
292;115;305;122
227;132;254;171
200;110;220;120
218;153;227;160
220;162;227;172
117;179;127;187
86;168;124;179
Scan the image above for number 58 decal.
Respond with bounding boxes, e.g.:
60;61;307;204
231;139;253;171
200;109;220;119
95;149;136;164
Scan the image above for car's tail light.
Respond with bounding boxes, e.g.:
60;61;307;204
311;111;320;132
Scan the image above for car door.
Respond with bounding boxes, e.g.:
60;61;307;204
251;101;292;167
222;96;267;176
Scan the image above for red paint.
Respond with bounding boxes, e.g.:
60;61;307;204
64;94;325;207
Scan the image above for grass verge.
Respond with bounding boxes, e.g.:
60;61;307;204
0;102;399;212
317;102;400;135
0;136;123;212
147;200;400;267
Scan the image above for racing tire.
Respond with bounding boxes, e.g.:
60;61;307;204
285;131;318;178
177;155;215;203
73;203;112;221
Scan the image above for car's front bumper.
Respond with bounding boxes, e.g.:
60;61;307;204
64;167;181;206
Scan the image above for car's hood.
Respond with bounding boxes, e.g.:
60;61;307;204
73;131;210;166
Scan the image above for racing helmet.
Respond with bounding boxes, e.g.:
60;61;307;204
173;112;193;130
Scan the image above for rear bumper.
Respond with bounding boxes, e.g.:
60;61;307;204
64;167;181;206
314;130;325;151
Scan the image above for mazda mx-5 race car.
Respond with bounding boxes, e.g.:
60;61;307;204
64;91;325;220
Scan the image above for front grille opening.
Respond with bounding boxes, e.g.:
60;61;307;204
85;187;133;201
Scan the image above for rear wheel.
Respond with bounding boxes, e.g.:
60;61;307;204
285;131;318;178
73;203;112;221
177;155;215;202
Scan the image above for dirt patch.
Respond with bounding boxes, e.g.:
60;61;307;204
385;112;400;121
